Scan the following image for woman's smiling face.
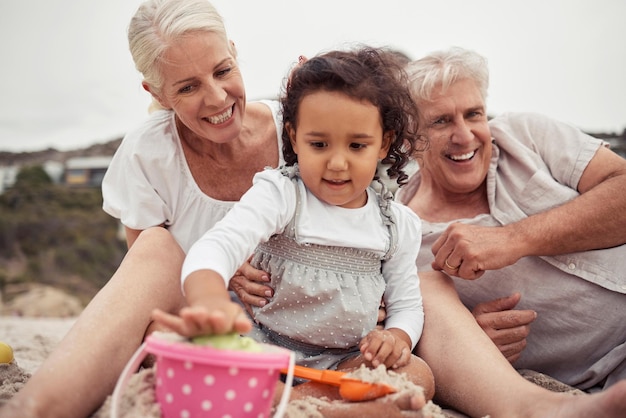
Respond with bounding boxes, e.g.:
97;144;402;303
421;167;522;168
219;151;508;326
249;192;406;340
147;31;246;144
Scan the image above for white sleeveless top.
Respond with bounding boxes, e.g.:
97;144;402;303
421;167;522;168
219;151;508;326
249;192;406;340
102;100;283;252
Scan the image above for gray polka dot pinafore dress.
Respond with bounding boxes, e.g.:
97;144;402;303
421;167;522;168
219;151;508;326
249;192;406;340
247;166;398;370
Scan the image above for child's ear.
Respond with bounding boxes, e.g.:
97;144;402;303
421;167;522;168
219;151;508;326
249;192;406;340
286;122;298;153
379;131;394;159
142;82;169;109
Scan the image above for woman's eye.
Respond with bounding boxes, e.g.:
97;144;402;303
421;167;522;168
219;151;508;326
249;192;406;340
216;67;232;77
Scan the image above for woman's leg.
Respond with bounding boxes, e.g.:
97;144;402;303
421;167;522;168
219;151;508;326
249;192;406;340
416;271;626;418
0;227;186;418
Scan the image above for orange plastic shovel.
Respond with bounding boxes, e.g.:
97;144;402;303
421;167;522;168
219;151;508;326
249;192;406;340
282;364;397;401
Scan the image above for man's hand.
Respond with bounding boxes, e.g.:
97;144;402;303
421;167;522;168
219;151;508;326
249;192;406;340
472;293;536;363
432;222;525;279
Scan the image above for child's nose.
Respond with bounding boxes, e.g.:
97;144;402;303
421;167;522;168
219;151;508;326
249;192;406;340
327;152;348;170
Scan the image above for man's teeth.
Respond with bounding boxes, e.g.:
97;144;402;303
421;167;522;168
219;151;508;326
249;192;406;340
206;107;233;124
449;151;475;161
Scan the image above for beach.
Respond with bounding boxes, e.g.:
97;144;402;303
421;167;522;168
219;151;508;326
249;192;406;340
0;290;582;418
1;314;448;417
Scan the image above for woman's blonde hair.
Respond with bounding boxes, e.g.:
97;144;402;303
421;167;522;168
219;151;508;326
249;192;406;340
128;0;233;94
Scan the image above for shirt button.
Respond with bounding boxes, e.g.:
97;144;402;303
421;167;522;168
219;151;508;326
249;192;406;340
568;263;576;270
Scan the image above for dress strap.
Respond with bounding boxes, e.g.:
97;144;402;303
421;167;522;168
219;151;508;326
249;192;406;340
279;165;397;261
278;165;302;240
373;179;398;261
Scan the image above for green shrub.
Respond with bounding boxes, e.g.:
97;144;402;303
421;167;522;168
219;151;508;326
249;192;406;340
0;165;126;300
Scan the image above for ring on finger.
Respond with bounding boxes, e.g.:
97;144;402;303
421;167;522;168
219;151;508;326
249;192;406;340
444;258;460;270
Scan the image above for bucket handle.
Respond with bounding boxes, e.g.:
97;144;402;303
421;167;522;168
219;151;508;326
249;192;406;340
110;342;296;418
273;349;295;418
110;341;148;418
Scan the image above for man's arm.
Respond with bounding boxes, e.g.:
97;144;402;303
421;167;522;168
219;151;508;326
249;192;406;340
515;145;626;255
433;146;626;279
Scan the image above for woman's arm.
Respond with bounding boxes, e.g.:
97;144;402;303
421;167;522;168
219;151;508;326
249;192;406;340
124;226;144;248
125;224;167;248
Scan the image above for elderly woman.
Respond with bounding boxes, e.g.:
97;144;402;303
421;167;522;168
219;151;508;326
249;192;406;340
2;0;282;417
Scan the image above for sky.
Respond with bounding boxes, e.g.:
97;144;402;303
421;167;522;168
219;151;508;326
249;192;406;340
1;0;625;153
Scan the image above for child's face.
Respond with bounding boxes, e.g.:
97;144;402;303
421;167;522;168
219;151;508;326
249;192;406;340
288;91;391;209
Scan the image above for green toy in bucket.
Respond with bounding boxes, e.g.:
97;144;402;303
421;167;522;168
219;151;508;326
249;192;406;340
111;332;295;418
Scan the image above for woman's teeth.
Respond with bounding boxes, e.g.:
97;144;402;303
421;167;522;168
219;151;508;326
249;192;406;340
206;106;233;124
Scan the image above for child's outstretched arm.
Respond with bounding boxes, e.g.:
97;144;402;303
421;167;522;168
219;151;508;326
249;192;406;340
359;328;412;369
152;269;252;337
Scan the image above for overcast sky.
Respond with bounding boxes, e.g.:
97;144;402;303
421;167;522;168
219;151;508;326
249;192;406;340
1;0;625;152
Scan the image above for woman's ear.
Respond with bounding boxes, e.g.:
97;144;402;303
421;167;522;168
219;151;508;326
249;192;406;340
142;82;169;109
229;40;238;59
379;131;394;159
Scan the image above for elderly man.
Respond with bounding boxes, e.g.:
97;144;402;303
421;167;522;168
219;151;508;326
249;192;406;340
396;46;625;414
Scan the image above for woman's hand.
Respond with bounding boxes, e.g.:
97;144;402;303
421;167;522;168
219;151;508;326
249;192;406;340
229;260;274;315
471;293;536;363
360;329;412;369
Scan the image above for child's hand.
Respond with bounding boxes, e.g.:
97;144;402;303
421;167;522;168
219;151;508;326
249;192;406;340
359;329;411;369
152;299;252;338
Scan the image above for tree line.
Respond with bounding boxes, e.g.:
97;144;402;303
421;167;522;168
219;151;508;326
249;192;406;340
0;165;127;305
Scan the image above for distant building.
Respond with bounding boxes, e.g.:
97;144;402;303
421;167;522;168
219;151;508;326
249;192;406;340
0;165;18;194
65;156;112;187
43;161;65;184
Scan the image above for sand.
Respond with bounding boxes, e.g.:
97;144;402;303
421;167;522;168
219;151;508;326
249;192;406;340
0;316;446;417
0;315;582;418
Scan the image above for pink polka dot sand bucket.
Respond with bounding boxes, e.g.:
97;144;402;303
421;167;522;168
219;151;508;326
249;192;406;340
111;332;295;418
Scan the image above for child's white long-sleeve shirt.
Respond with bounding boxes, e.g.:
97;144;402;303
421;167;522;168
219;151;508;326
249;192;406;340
183;169;424;348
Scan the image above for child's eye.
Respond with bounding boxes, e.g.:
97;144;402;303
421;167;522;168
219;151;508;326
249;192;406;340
350;143;366;150
310;141;326;148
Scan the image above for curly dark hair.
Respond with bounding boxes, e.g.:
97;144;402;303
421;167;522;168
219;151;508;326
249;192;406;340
280;46;425;186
